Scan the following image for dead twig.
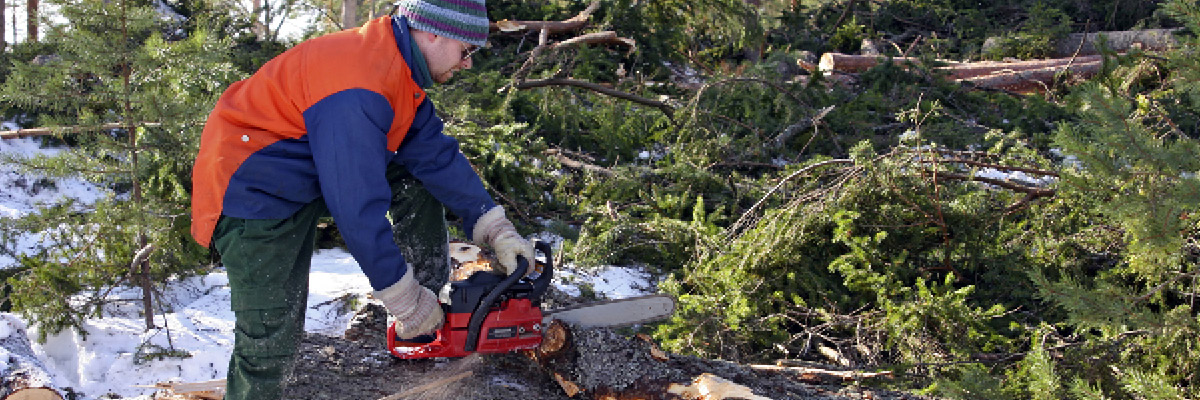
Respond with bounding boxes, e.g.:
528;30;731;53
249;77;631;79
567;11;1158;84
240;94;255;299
515;78;675;120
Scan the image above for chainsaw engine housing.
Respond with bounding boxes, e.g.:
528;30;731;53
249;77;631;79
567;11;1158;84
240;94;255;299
388;241;552;359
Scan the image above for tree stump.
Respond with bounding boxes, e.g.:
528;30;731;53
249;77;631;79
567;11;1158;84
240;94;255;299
524;321;786;399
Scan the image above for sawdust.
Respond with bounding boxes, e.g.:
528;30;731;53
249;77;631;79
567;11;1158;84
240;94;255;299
277;303;938;400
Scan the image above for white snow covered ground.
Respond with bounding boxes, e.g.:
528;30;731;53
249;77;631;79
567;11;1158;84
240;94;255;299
0;136;657;399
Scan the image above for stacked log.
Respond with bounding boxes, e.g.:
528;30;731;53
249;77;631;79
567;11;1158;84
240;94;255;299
982;28;1181;58
811;53;1105;94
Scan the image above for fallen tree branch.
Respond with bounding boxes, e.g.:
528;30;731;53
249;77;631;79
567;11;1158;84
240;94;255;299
514;78;674;120
925;171;1055;198
554;31;636;50
543;148;614;176
1;123;162;139
920;158;1060;178
491;0;599;35
731;159;855;233
747;365;894;383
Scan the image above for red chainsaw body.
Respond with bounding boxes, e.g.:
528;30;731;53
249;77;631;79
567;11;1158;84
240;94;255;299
387;297;545;359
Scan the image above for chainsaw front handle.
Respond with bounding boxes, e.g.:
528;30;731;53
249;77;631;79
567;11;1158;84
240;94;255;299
464;239;551;352
528;240;554;305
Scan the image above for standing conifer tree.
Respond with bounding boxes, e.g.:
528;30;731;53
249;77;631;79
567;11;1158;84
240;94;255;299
0;0;241;341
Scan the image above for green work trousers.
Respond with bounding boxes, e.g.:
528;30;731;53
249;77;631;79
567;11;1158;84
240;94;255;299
212;163;449;400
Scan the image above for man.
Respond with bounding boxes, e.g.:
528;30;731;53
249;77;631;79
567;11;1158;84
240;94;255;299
189;1;534;398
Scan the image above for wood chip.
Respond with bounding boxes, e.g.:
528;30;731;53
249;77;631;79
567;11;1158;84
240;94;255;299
667;373;773;400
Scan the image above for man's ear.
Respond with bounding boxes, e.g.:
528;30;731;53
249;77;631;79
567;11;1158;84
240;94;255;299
411;29;436;44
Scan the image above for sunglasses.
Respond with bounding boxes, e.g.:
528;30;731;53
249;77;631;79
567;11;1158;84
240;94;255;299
461;42;486;60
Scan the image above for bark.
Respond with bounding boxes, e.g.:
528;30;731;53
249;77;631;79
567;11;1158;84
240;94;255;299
1;0;6;51
814;52;1104;93
937;55;1103;80
983;28;1181;57
524;322;781;399
491;0;600;35
340;0;358;29
817;53;960;74
554;31;636;50
24;0;34;43
958;60;1101;93
0;315;63;400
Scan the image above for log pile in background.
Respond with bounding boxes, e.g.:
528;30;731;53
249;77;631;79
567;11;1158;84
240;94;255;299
983;28;1180;58
808;52;1105;94
802;28;1180;94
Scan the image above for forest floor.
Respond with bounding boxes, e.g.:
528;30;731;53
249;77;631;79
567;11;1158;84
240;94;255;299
279;304;937;400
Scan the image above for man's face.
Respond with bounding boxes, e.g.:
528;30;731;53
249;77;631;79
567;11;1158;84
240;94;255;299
421;34;477;83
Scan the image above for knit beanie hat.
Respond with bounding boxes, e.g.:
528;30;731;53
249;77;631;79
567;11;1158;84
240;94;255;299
395;0;489;47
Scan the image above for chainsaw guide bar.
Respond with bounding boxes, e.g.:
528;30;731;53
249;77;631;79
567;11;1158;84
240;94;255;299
542;294;676;328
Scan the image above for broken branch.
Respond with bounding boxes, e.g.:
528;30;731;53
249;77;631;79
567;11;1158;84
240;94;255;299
515;78;674;120
1;123;163;139
491;0;600;35
554;31;636;50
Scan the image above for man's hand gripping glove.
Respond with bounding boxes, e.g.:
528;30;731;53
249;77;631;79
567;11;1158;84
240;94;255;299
374;268;444;339
473;206;536;276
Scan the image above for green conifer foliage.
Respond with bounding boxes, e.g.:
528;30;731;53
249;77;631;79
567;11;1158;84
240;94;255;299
0;0;241;340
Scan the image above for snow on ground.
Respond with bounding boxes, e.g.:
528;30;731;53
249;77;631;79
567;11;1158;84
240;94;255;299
1;136;658;399
20;247;655;399
1;136;107;268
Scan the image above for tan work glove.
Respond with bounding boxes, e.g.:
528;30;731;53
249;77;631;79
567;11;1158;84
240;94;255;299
374;268;444;339
472;206;536;276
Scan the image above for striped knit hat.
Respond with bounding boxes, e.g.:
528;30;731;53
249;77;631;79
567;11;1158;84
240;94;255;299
395;0;489;46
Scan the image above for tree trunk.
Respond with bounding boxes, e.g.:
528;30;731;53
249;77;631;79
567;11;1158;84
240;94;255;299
959;60;1102;93
813;52;1105;93
340;0;358;29
252;0;266;39
817;53;961;74
1051;29;1179;56
1;0;6;50
524;321;792;399
24;0;34;42
0;315;64;400
936;55;1103;80
982;28;1181;57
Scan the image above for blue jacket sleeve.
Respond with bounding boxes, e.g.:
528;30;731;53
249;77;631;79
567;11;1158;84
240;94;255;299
394;98;496;239
304;89;407;291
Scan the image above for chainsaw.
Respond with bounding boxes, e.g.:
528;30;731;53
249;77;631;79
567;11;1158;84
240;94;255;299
387;240;676;359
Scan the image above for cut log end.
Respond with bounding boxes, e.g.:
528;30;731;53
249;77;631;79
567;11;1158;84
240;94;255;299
3;388;63;400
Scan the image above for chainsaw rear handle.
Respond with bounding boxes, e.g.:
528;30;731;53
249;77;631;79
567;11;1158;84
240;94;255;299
464;239;553;352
